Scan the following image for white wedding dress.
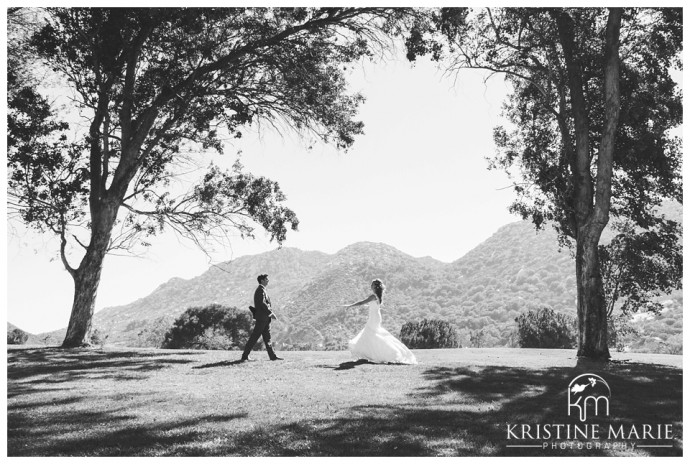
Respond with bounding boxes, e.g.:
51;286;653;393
348;299;417;364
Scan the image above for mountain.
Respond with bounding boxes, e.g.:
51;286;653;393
274;227;578;349
23;210;682;353
8;322;63;346
444;222;578;343
91;247;331;347
277;242;447;349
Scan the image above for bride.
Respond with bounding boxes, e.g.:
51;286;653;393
342;279;417;365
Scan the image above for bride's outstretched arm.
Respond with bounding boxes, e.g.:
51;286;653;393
342;294;377;309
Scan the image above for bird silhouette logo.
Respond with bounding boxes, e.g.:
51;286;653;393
568;374;611;422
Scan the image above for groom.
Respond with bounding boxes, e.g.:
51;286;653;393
240;274;283;362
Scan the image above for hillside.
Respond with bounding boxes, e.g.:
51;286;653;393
275;226;578;349
445;222;578;344
92;247;331;347
88;227;579;350
277;242;446;349
22;214;681;353
7;322;63;346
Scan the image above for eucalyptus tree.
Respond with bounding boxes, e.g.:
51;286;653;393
8;7;404;347
407;8;682;359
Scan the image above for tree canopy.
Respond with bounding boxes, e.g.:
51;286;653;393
405;7;682;359
7;7;407;347
408;8;682;239
9;8;403;255
600;210;682;316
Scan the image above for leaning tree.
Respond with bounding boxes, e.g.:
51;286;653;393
406;8;682;359
8;7;405;347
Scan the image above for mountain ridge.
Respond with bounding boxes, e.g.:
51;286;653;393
14;212;682;353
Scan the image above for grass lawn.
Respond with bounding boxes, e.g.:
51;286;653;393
6;346;682;457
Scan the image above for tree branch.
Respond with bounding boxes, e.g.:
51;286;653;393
58;215;77;278
554;9;593;228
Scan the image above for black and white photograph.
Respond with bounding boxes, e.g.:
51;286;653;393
4;3;684;458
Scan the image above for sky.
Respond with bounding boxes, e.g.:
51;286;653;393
6;39;522;334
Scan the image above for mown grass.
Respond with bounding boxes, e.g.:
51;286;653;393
7;347;682;457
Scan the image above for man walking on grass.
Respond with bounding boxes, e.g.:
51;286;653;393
240;274;283;362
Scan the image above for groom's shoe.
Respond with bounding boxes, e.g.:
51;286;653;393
240;356;255;362
270;356;284;361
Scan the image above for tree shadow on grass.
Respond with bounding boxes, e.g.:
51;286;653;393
405;361;682;456
8;347;198;386
7;348;254;457
7;349;682;457
220;361;682;457
9;405;249;456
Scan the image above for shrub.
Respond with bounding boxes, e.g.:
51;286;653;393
136;316;175;348
162;304;254;350
400;319;460;349
515;307;577;349
469;328;485;348
89;327;108;347
7;328;29;345
664;334;683;355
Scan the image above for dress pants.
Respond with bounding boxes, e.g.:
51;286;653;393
242;318;277;359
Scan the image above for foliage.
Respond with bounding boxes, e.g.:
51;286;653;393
7;8;87;254
162;304;253;350
399;318;460;349
7;7;412;347
607;313;638;352
661;334;683;355
134;316;175;348
7;8;47;98
623;295;682;354
89;328;109;347
7;328;30;345
405;7;682;359
7;41;78;245
469;329;486;348
600;215;682;316
515;307;577;349
493;9;681;240
408;7;682;240
9;7;408;253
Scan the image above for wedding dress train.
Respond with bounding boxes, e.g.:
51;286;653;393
348;300;417;364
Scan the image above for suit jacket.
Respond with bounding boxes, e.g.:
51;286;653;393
253;285;274;321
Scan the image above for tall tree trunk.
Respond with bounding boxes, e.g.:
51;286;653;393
575;229;610;359
60;86;152;347
575;9;621;360
62;203;118;348
557;8;621;360
62;248;107;347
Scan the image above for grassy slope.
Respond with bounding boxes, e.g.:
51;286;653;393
7;347;682;457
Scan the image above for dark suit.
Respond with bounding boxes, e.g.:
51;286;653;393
241;284;278;359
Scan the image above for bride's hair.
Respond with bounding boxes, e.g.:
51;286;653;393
371;279;385;303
